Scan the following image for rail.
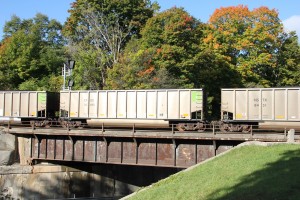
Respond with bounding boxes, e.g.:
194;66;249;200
2;122;298;142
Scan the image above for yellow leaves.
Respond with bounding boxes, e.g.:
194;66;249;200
213;43;220;49
222;31;230;36
203;33;214;43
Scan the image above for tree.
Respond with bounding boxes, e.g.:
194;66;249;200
276;31;300;86
106;38;182;89
205;5;287;87
64;0;157;89
69;43;104;90
106;7;204;89
0;13;65;91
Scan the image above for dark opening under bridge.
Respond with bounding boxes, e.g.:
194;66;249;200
3;124;295;168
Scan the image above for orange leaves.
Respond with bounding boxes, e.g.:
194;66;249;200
137;65;155;77
156;48;162;54
184;15;193;23
214;43;222;49
0;37;12;55
252;6;279;18
209;5;250;26
206;5;282;47
203;33;214;43
204;4;285;86
152;77;160;82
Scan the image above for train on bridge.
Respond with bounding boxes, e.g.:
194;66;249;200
0;87;299;132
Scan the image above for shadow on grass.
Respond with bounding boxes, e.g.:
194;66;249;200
208;148;300;200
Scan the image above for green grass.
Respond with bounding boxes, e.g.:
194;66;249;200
129;144;300;200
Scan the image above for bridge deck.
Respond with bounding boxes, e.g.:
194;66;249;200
3;126;296;168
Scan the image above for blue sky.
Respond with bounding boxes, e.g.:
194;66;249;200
0;0;300;39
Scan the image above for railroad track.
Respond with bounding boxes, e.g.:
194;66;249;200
3;124;298;143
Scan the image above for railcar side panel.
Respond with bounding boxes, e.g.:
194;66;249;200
29;93;37;117
4;93;12;116
261;90;272;120
98;91;107;118
12;93;19;117
80;92;89;118
274;90;286;120
221;88;300;122
157;91;167;119
0;93;3;116
147;91;157;119
167;91;179;119
137;91;146;118
89;92;98;118
60;92;69;117
288;90;299;120
127;91;136;118
20;93;29;117
70;92;79;117
117;91;126;118
179;91;190;119
60;89;205;123
235;90;247;120
221;90;234;120
248;90;260;120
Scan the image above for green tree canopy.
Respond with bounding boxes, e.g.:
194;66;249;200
64;0;158;89
0;13;65;90
276;31;300;86
106;7;204;89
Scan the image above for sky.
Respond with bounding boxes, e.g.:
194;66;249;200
0;0;300;40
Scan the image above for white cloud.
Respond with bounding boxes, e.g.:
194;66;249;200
282;15;300;39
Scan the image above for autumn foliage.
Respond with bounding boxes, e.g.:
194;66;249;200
203;5;290;87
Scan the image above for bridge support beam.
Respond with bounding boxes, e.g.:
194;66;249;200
19;135;239;168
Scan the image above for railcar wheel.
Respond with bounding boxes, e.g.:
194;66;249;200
176;124;185;132
30;120;35;128
176;123;206;132
241;125;251;133
59;119;68;128
75;121;84;128
196;122;206;132
44;119;53;128
220;123;230;133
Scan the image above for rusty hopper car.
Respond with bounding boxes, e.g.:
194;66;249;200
60;89;206;131
221;87;300;132
0;91;59;126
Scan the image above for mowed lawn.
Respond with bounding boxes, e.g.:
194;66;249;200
128;144;300;200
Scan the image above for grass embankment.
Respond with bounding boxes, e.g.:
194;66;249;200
129;144;300;200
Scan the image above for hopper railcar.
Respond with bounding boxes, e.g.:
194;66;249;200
221;87;300;132
0;91;59;127
59;89;206;131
